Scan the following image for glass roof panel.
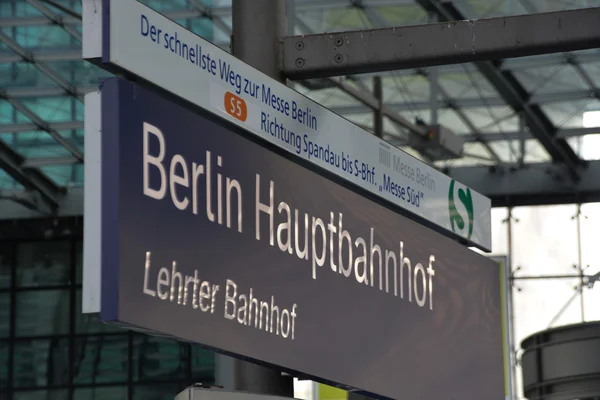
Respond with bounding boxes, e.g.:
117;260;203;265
8;130;82;159
17;97;78;123
438;69;498;99
437;109;471;134
373;4;428;27
526;0;600;12
542;99;600;129
513;65;590;95
455;106;518;132
2;62;59;88
10;25;78;50
0;101;14;125
522;139;551;162
453;0;529;18
488;141;518;163
568;134;600;161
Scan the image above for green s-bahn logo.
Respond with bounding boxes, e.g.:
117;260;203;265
448;180;474;240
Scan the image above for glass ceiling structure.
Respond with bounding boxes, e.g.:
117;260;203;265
2;0;600;203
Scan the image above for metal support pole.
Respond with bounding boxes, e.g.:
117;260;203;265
373;76;383;138
229;1;294;396
576;203;585;321
506;208;517;400
518;112;525;167
428;13;439;126
232;0;286;82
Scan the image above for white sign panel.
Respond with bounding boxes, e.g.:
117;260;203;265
86;0;492;251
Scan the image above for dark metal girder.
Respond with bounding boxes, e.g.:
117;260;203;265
415;0;585;179
282;6;600;79
444;161;600;207
0;139;64;210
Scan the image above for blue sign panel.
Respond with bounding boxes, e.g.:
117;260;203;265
99;79;504;400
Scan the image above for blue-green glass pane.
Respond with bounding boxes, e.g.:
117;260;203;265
12;131;73;158
189;18;215;41
13;338;70;388
39;164;79;186
13;25;75;49
19;97;73;123
16;241;71;288
73;386;128;400
14;1;46;17
0;101;15;124
192;345;215;379
72;163;84;186
72;335;130;385
7;62;59;88
16;290;70;337
0;64;11;88
133;334;188;382
142;0;189;11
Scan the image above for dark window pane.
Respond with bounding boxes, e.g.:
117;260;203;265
73;386;128;400
0;341;8;390
16;290;70;337
13;390;69;400
16;242;70;287
75;289;122;334
13;338;70;388
192;346;215;380
133;335;188;383
72;335;129;385
0;243;12;289
75;240;82;284
133;383;188;400
0;293;9;338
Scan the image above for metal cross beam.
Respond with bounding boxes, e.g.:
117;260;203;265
0;139;64;210
446;160;600;207
282;7;600;79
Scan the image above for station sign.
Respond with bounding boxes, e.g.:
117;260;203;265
83;0;492;251
90;79;504;399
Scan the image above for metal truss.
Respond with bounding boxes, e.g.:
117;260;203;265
0;139;64;212
446;160;600;207
414;0;587;180
282;1;594;180
2;0;600;214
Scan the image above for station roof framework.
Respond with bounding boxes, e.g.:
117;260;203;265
1;0;600;214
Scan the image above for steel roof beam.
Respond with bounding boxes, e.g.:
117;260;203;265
0;31;83;102
0;93;84;162
461;127;600;142
4;85;97;98
0;49;82;63
25;0;82;41
0;139;64;210
445;160;600;207
328;88;597;114
0;121;84;134
282;6;600;79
